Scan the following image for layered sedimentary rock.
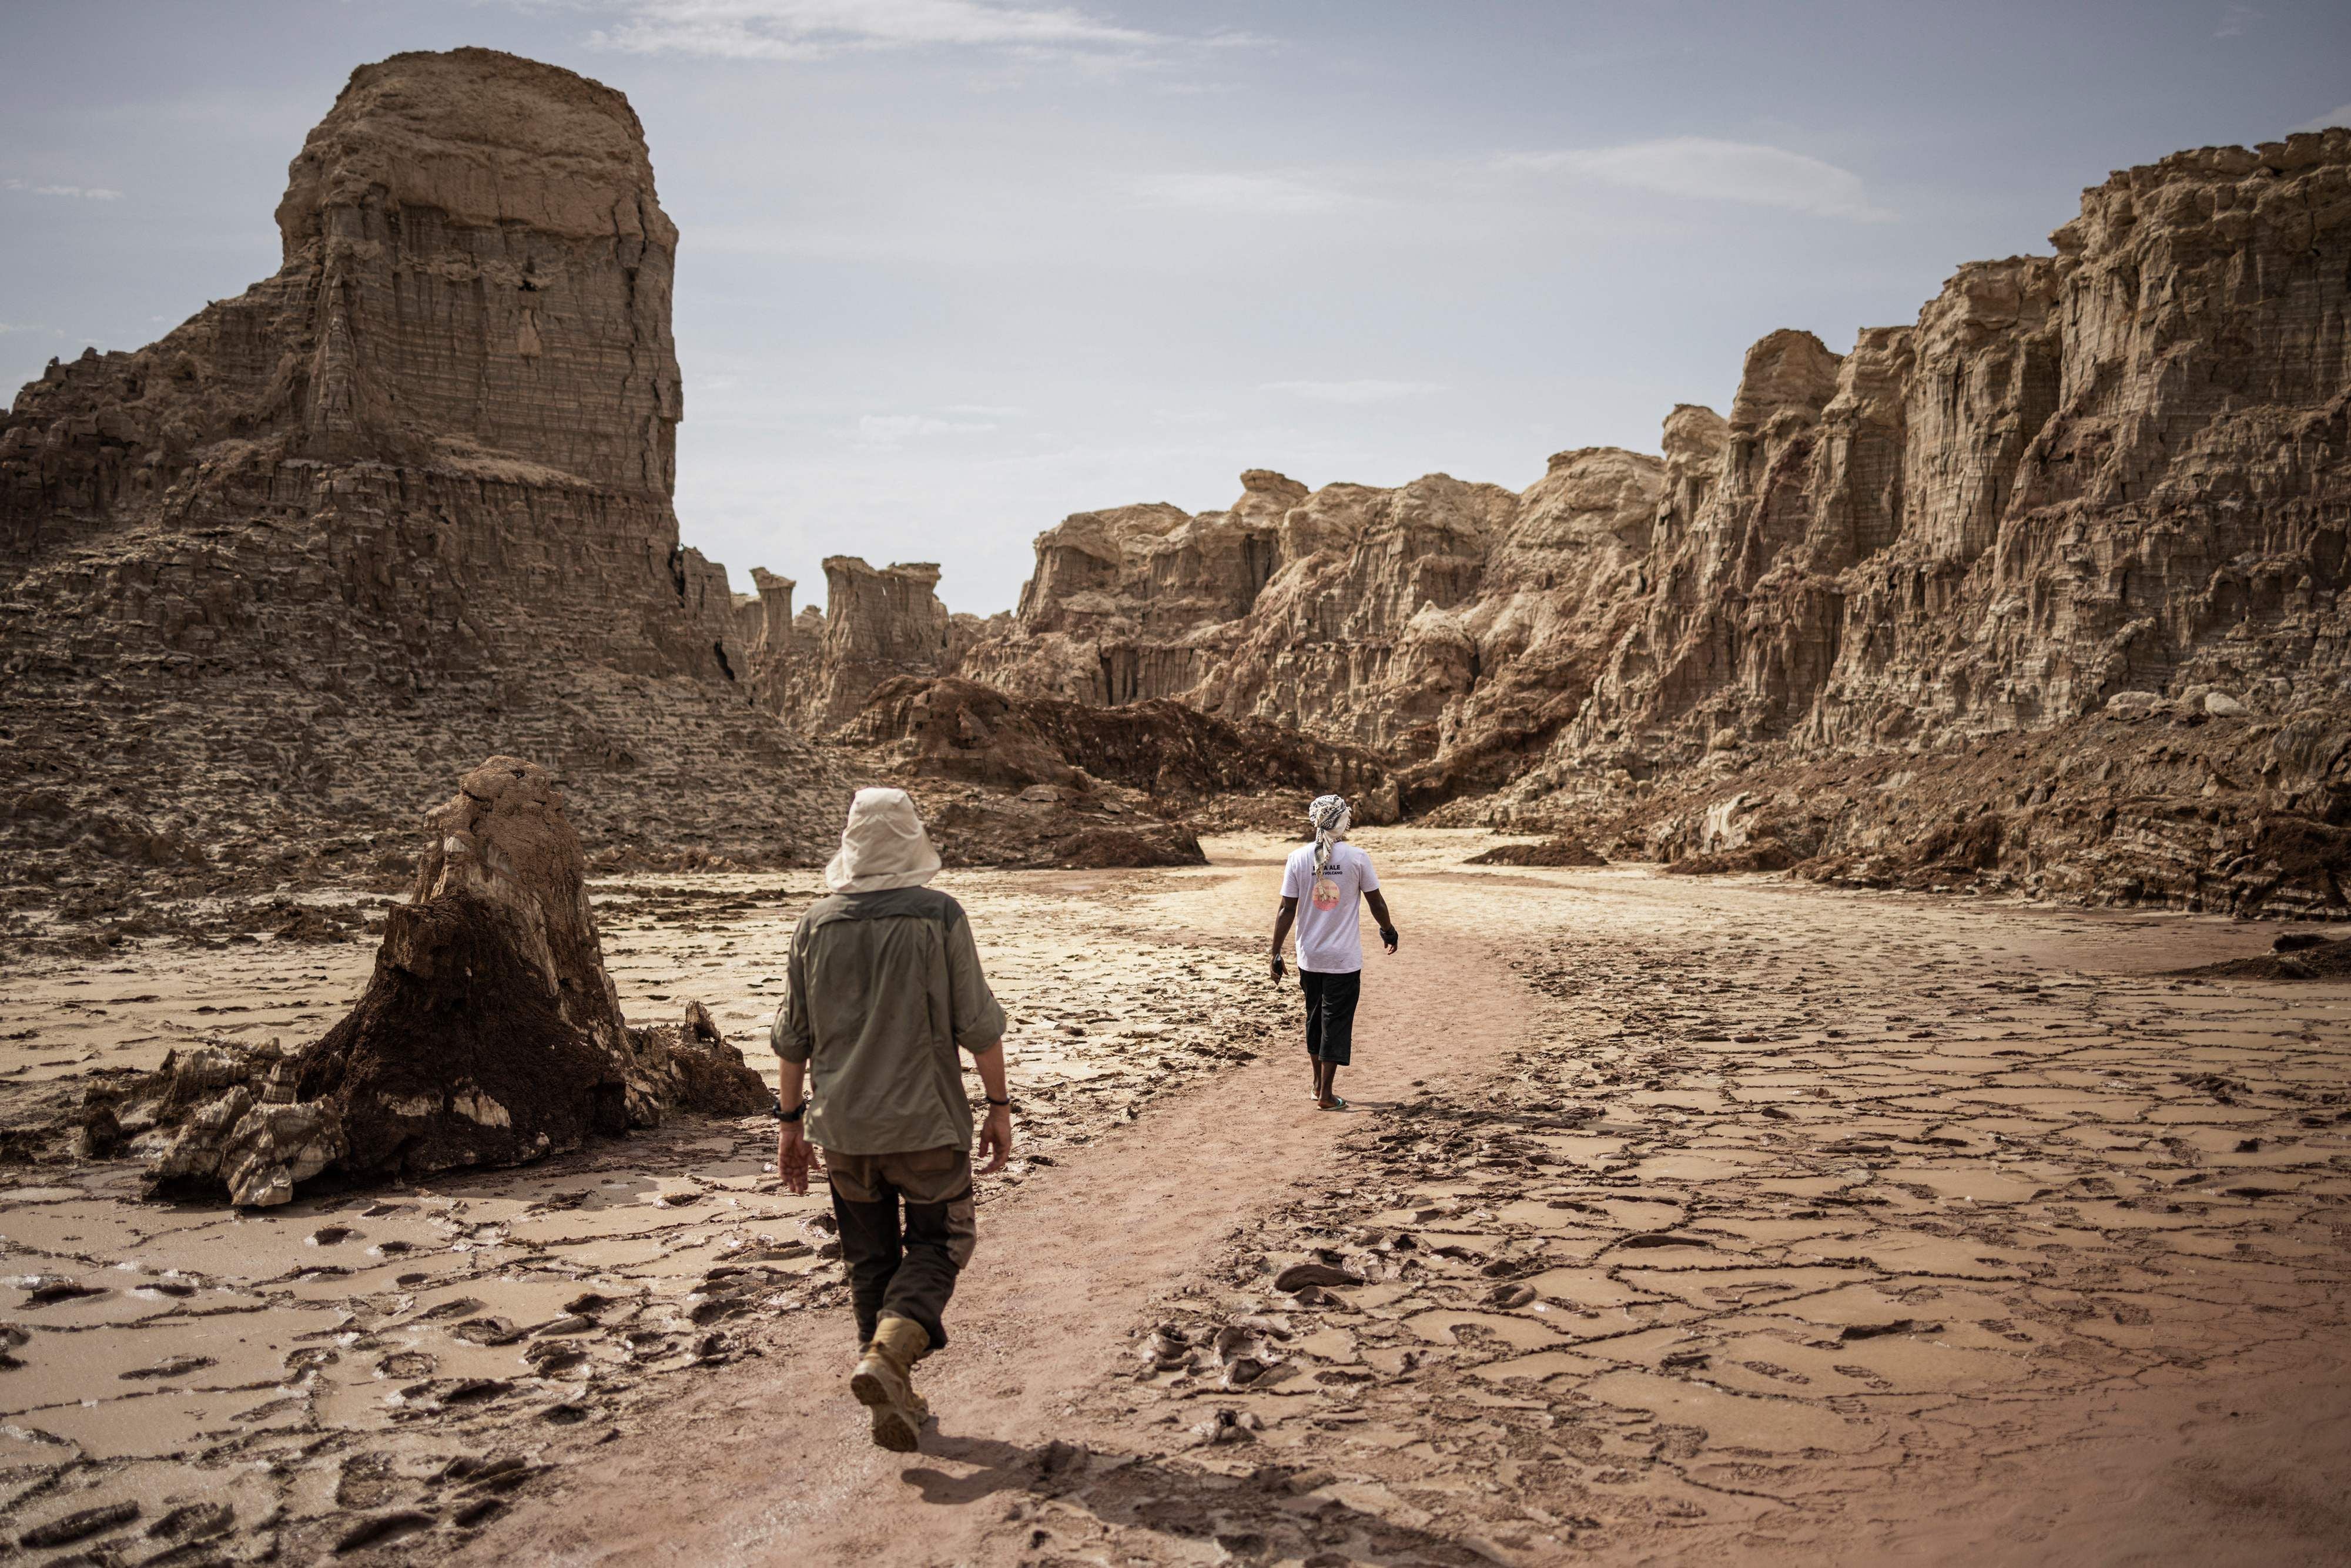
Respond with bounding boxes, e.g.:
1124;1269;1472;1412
760;557;951;728
744;555;1008;731
0;49;850;905
143;758;766;1205
948;131;2351;912
847;674;1391;810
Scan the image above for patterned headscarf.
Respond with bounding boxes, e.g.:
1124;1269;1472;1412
1307;793;1351;879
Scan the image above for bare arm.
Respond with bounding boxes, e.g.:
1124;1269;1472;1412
773;1053;816;1194
968;1039;1012;1174
1365;889;1398;954
773;932;819;1193
1270;894;1298;980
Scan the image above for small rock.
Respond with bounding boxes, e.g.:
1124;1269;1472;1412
1272;1262;1358;1292
22;1278;103;1306
1838;1319;1939;1342
523;1342;587;1373
439;1378;509;1405
450;1316;525;1346
20;1501;140;1550
120;1354;215;1381
1188;1408;1257;1447
334;1511;436;1553
145;1502;233;1542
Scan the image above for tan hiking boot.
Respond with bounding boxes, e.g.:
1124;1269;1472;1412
850;1316;931;1451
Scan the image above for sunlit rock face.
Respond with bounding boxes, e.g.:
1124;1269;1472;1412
0;49;850;880
944;132;2350;908
271;47;683;492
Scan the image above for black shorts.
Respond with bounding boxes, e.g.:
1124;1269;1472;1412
1300;969;1361;1066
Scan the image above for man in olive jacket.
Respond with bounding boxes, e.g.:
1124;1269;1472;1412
773;788;1012;1451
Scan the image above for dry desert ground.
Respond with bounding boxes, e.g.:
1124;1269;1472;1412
4;829;2348;1566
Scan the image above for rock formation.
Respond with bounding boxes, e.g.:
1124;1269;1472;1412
4;48;2340;918
934;130;2351;914
143;758;766;1205
739;555;1007;732
0;49;851;911
848;675;1392;812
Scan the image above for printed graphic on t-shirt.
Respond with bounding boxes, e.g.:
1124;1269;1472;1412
1311;876;1342;909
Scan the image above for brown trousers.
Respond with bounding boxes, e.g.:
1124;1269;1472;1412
824;1147;977;1351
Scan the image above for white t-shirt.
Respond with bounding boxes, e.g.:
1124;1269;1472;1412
1281;841;1381;974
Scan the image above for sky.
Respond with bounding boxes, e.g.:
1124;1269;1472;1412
4;1;2347;615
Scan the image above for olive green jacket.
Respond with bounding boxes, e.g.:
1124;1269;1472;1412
773;887;1006;1155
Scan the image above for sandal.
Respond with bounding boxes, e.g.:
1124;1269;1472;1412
1319;1097;1348;1111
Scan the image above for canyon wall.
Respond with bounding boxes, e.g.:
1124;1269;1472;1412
947;130;2351;912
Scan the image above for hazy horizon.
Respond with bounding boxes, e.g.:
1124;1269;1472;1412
5;1;2347;615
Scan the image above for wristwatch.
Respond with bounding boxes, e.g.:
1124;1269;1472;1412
776;1098;808;1123
985;1094;1012;1108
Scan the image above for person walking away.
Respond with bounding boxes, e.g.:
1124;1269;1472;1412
772;787;1013;1450
1269;793;1398;1110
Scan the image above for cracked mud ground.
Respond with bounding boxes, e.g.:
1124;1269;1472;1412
4;832;2348;1565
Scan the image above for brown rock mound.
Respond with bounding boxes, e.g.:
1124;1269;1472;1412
918;790;1208;872
848;676;1392;813
2170;933;2351;981
143;759;765;1205
1465;838;1607;867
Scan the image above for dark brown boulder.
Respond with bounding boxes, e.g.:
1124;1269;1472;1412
1465;838;1607;867
293;884;632;1181
143;758;766;1204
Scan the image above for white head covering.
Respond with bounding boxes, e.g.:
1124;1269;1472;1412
1307;793;1351;879
825;787;943;893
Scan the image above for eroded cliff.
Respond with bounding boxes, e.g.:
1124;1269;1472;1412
942;130;2351;913
0;49;850;923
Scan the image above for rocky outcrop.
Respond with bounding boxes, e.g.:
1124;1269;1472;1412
959;469;1298;706
944;130;2351;914
4;46;684;564
846;675;1392;812
739;555;1012;733
143;759;766;1205
0;49;853;904
963;451;1666;794
771;557;952;728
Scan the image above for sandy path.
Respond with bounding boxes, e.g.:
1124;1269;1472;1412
459;842;1530;1565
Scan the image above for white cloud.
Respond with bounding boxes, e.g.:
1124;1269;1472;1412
3;178;123;200
0;322;56;334
2214;4;2260;37
1501;137;1893;222
1128;172;1362;215
1261;380;1443;405
855;412;1000;447
577;0;1176;61
2292;103;2351;133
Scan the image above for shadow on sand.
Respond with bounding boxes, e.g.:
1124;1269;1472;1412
903;1430;1509;1566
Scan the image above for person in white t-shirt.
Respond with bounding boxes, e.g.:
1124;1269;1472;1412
1269;793;1398;1111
